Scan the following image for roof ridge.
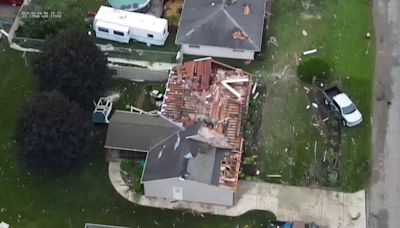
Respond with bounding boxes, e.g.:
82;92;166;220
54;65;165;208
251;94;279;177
181;4;224;38
221;8;258;49
148;129;181;152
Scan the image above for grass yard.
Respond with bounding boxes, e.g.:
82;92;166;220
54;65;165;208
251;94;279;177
243;0;374;191
111;79;159;112
0;40;276;227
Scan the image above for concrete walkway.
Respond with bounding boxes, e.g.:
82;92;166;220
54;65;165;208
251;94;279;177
109;160;366;228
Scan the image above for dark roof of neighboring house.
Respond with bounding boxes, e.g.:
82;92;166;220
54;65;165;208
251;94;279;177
175;0;267;51
104;111;181;152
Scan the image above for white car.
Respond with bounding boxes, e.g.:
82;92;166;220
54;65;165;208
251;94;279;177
323;86;363;127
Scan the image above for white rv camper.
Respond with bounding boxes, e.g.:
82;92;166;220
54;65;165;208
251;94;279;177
93;6;169;46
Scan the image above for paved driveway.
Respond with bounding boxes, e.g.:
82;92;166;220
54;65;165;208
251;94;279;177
368;0;400;227
109;161;365;228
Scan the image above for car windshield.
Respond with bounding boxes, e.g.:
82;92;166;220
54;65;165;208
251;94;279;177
342;104;357;114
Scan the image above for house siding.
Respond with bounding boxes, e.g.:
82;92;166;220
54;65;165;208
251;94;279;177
143;177;234;206
181;44;255;60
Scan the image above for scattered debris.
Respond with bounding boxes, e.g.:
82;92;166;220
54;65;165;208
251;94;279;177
253;92;260;100
268;36;278;47
294;52;299;65
281;65;290;77
306;105;310;109
312;102;318;108
301;0;314;10
232;31;248;40
302;29;308;36
303;86;310;92
303;49;317;56
267;174;282;178
251;81;258;94
314;141;317;161
365;32;371;39
243;3;251;15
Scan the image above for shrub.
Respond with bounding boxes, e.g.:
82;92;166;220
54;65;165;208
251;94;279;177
134;179;143;193
328;170;338;184
297;57;331;83
121;160;134;172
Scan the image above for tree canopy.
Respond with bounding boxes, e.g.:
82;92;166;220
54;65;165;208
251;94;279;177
19;0;87;39
33;28;110;108
15;91;92;175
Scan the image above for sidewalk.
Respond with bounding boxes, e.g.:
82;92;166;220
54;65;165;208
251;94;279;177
109;160;366;228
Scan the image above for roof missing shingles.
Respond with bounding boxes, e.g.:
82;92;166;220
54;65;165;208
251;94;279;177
175;0;268;51
243;3;251;15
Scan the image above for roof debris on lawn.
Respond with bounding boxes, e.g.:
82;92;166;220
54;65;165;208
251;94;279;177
161;57;252;190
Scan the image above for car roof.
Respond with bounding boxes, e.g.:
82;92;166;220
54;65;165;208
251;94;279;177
333;93;353;108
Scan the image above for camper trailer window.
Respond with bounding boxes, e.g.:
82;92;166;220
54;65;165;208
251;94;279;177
189;45;200;49
98;27;109;33
114;31;125;36
147;34;154;38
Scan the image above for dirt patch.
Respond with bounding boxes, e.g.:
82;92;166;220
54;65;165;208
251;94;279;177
306;81;342;186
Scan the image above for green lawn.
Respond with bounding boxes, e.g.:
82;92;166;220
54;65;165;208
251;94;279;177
0;40;275;227
242;0;374;191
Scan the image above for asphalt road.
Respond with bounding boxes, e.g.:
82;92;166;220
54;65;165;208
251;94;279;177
368;0;400;227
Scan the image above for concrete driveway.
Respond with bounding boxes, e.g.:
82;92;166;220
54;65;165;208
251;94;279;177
109;160;366;228
368;0;400;227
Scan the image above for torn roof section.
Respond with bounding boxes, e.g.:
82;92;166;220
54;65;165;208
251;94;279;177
105;58;251;191
176;0;268;51
160;57;252;191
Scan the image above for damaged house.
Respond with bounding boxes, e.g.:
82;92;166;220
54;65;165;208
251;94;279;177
105;58;251;206
175;0;268;60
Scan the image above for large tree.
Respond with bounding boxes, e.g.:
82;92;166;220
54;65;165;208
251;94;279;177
15;91;92;174
33;28;110;108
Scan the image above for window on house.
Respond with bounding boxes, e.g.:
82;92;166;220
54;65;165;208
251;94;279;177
98;27;109;33
147;34;154;38
113;30;124;36
233;49;244;53
188;45;200;49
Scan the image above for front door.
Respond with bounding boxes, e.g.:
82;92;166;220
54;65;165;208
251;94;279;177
172;186;183;201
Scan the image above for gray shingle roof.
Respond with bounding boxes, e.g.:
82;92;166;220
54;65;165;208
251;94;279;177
176;0;267;51
105;111;181;152
142;122;202;182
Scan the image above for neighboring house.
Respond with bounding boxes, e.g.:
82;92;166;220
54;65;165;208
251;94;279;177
175;0;267;60
105;58;252;206
0;0;23;5
93;6;168;46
